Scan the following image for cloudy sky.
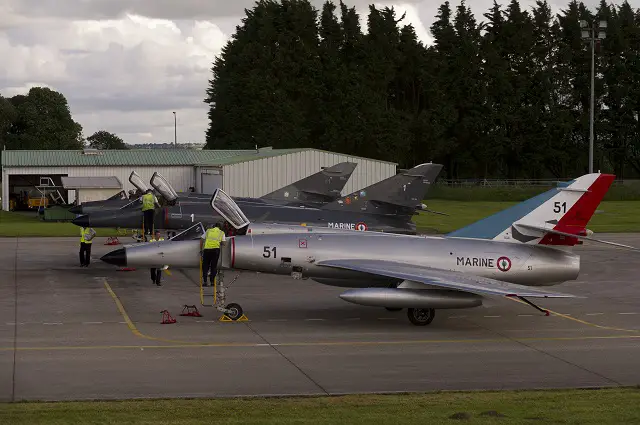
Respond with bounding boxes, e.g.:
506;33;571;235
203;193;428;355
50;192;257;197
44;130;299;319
0;0;604;145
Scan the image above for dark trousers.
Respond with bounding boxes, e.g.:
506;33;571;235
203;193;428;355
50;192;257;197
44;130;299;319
150;268;162;285
79;242;92;266
143;210;154;236
202;248;220;285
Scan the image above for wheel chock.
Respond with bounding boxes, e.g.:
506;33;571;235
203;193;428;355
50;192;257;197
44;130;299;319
180;305;202;317
218;314;249;322
105;237;120;245
161;310;177;324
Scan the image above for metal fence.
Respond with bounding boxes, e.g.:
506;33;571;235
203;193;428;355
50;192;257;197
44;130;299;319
436;179;639;187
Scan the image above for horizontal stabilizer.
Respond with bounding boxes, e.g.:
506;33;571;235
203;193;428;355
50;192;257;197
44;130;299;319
514;223;640;251
317;258;576;298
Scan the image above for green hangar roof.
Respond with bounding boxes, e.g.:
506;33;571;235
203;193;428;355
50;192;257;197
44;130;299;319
0;149;255;167
1;147;396;168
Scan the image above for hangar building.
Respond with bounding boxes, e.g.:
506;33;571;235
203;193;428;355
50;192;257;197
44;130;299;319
1;147;396;211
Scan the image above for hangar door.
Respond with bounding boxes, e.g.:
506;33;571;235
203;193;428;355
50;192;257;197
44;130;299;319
201;171;223;194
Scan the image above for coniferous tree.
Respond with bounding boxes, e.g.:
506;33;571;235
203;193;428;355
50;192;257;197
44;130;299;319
202;0;640;178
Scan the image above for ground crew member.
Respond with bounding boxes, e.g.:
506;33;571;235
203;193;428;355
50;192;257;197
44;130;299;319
141;189;157;239
79;226;95;267
200;222;225;287
149;230;164;286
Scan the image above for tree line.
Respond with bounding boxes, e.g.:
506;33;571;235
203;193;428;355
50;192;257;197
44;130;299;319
204;0;640;179
0;87;128;157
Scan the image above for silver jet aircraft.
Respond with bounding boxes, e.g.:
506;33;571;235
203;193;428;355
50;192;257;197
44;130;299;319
101;172;637;325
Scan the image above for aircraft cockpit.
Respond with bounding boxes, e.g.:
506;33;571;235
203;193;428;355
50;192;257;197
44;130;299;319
150;172;179;206
210;188;250;235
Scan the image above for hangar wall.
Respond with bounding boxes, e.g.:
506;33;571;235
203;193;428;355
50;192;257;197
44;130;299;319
219;151;397;198
1;148;397;211
5;166;195;194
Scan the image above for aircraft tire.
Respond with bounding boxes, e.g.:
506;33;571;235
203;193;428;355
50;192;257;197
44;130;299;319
407;308;435;326
225;303;243;321
385;307;402;312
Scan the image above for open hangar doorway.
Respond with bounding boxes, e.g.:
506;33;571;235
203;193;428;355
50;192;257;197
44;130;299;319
7;174;68;211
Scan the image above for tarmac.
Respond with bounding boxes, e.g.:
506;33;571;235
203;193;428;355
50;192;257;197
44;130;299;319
0;234;639;402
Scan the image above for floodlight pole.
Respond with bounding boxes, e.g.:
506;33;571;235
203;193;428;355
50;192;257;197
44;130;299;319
173;111;177;146
589;36;595;174
581;19;606;174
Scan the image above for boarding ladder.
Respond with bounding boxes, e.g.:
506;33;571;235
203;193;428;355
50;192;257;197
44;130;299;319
199;256;245;321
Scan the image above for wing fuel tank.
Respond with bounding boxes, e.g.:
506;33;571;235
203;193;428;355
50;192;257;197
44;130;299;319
339;287;483;309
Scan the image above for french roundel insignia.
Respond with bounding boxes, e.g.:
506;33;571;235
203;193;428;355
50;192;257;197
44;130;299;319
497;256;512;272
355;222;367;231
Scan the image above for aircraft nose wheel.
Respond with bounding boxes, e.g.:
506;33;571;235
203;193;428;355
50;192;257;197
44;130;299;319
224;303;243;321
407;308;435;326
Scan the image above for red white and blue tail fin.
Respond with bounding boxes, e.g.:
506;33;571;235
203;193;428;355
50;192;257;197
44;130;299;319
448;173;638;250
498;173;614;246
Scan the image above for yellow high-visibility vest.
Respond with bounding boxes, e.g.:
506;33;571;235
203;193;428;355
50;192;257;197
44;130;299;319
80;227;94;244
203;228;224;249
150;237;165;242
142;193;155;211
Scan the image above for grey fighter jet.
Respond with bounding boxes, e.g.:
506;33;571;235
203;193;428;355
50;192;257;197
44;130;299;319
101;172;639;326
74;163;444;236
68;171;151;214
69;162;358;214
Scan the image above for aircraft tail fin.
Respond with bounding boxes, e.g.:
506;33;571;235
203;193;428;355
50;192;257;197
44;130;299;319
320;163;443;216
447;173;618;248
260;162;357;204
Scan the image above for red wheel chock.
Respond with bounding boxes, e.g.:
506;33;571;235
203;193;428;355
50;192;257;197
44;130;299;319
180;305;202;317
105;237;120;245
161;310;177;324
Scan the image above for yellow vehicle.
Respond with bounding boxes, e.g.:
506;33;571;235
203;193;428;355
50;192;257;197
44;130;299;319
27;190;49;209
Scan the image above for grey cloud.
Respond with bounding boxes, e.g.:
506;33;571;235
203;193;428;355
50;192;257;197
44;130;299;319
8;0;424;20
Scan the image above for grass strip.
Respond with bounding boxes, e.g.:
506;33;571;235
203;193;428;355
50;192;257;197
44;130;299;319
1;388;638;424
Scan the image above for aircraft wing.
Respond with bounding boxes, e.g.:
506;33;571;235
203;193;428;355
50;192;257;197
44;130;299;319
316;258;576;298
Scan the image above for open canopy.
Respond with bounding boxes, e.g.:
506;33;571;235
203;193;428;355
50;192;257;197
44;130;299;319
210;188;250;229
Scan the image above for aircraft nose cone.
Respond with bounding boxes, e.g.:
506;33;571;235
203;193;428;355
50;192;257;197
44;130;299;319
101;248;127;267
72;215;90;227
68;205;82;214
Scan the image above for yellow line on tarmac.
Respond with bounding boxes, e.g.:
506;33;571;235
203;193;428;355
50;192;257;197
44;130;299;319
103;280;207;346
103;281;144;338
104;279;639;350
506;297;640;333
0;334;638;352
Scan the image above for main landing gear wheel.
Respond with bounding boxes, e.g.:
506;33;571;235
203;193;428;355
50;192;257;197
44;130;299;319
407;308;435;326
225;303;243;321
385;307;402;311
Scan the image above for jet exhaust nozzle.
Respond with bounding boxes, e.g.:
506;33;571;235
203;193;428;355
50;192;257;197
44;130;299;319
339;287;483;309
